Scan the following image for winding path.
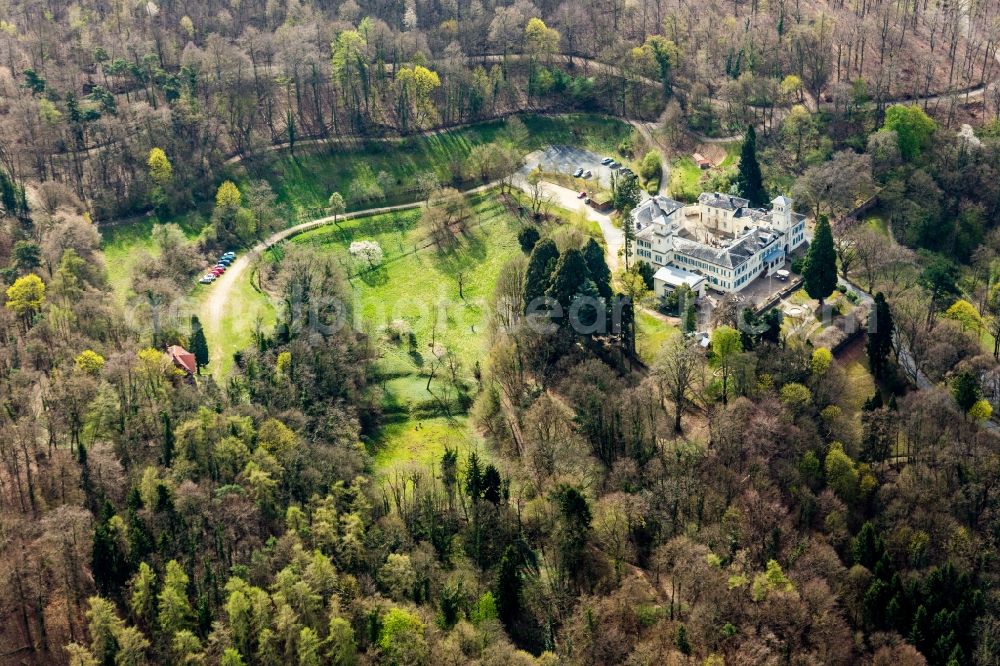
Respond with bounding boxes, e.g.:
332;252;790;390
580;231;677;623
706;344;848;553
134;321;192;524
201;183;502;370
201;166;636;376
73;44;1000;172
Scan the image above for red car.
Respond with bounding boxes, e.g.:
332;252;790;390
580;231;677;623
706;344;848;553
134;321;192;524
578;191;587;199
210;268;224;276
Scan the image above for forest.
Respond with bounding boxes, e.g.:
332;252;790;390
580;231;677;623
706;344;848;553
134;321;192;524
4;0;1000;665
0;0;997;219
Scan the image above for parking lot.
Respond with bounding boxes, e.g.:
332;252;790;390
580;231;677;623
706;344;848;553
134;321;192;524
522;145;621;190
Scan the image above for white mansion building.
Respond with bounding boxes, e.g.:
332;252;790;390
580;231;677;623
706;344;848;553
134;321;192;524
630;192;807;296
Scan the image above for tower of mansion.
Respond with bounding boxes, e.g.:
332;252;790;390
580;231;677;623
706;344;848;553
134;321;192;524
631;192;807;294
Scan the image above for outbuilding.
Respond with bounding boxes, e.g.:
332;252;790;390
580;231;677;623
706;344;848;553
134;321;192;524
653;265;707;299
166;345;197;376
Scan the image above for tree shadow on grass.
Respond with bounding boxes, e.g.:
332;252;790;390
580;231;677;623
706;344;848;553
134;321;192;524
358;264;390;287
408;350;424;367
436;227;488;275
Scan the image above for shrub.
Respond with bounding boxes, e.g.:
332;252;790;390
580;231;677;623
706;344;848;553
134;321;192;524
618;132;636;157
811;347;832;375
636;261;655;290
969;399;993;421
780;382;813;412
639;150;662;180
517;226;540;253
387;320;411;343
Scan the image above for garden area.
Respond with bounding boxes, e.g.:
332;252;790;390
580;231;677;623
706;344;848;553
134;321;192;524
286;193;519;473
99;113;632;303
667;142;740;202
636;310;680;365
96;110;677;474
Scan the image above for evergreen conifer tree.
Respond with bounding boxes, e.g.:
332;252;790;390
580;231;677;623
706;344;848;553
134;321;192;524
190;315;209;373
803;215;837;307
582;238;612;299
866;292;894;379
736;125;767;206
522;239;560;313
545;248;589;319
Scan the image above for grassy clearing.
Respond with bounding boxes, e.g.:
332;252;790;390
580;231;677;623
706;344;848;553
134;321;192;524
636;310;680;365
669;142;739;201
238;114;632;217
844;361;875;408
372;415;489;474
290;194;522;471
843;360;877;415
862;214;889;236
292;194;518;372
718;142;741;168
100;213;205;303
977;327;996;357
668;157;703;201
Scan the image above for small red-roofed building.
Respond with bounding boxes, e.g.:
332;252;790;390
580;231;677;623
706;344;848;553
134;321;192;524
166;345;196;376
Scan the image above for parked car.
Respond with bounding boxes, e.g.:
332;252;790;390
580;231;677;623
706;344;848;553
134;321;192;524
583;170;592;179
609;161;620;169
223;251;236;258
210;268;224;276
572;167;584;178
577;191;587;199
199;275;216;284
601;157;614;165
219;257;232;265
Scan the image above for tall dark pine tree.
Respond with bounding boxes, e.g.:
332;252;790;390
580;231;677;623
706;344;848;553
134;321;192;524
465;451;484;502
582;238;612;299
803;215;837;307
556;485;592;589
735;125;767;207
441;448;458;508
161;411;175;467
866;292;894;379
494;545;522;628
545;248;589;315
190;315;209;373
522;239;560;313
482;464;503;505
92;500;129;596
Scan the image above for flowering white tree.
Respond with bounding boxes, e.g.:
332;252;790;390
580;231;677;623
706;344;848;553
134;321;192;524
349;240;383;268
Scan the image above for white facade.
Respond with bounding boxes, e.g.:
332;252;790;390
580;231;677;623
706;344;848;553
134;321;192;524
653;265;707;298
631;193;807;295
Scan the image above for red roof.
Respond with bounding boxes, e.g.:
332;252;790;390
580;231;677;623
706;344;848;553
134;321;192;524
167;345;196;375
